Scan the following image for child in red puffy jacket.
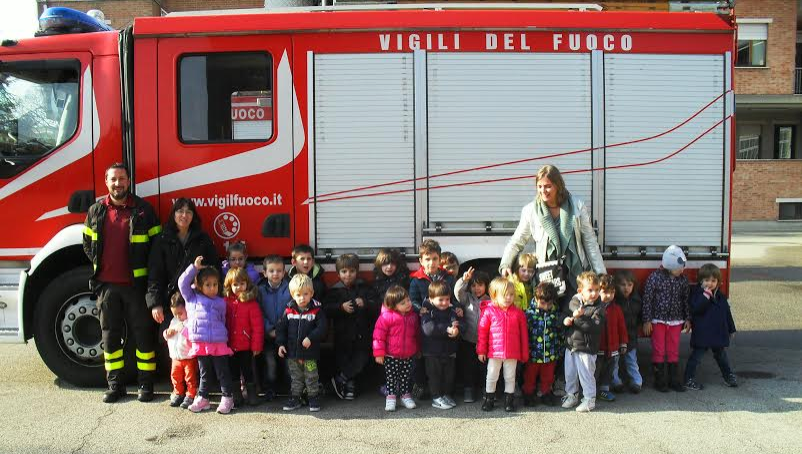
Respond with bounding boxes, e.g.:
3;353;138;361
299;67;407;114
595;274;628;403
224;268;264;407
477;277;529;413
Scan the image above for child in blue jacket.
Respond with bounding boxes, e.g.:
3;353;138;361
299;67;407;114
257;255;291;398
683;263;738;390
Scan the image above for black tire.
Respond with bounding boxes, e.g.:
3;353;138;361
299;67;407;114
33;267;131;387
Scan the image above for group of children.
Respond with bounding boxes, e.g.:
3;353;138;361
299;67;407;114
164;238;738;415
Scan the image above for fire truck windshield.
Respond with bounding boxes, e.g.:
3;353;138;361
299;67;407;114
0;59;80;178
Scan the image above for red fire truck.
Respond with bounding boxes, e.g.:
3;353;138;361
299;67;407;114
0;3;736;385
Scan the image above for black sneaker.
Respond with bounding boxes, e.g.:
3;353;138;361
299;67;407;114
169;393;185;407
523;393;537;407
137;384;154;402
541;392;559;407
283;396;302;411
180;395;194;409
102;386;126;403
684;378;704;391
344;380;356;400
724;373;739;388
331;376;346;400
308;396;321;412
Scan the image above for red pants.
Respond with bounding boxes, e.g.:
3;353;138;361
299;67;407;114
522;361;557;395
171;358;199;397
650;323;682;363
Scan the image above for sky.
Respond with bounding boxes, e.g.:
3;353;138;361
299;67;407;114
0;0;39;40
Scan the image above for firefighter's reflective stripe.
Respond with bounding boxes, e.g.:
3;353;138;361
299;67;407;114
131;234;149;243
136;349;156;371
83;226;98;241
104;349;124;371
148;225;162;237
136;349;155;360
137;362;157;371
133;268;148;278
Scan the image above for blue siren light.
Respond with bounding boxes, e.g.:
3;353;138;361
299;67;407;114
36;7;114;36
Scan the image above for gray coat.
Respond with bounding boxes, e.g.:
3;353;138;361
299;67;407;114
562;294;605;355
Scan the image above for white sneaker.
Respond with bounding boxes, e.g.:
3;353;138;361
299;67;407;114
576;397;596;413
385;395;397;412
432;396;453;410
400;393;417;409
561;393;580;409
442;395;457;407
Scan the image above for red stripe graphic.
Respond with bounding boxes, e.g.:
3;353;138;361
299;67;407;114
310;112;732;205
310;90;732;204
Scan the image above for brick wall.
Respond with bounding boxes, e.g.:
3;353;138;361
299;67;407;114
163;0;264;13
734;0;797;95
732;160;802;220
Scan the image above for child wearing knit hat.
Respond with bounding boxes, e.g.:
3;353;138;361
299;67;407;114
642;246;691;393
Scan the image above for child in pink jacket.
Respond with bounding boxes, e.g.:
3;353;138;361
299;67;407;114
373;285;420;412
477;277;529;413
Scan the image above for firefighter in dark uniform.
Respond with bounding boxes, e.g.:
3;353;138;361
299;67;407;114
83;163;162;403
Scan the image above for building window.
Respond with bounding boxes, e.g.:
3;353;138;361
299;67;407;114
736;23;768;68
778;202;802;221
179;52;273;143
737;124;761;160
774;125;796;159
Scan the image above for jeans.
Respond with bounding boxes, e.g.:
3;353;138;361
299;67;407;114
197;355;233;398
612;348;643;387
595;355;617;392
684;347;732;382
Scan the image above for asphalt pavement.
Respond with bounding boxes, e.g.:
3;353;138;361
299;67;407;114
0;232;800;454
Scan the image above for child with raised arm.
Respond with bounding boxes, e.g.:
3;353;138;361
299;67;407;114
164;292;198;409
277;274;327;412
421;281;461;410
612;270;643;393
326;253;378;401
643;245;691;392
454;267;489;403
477;278;529;412
595;274;628;403
561;271;604;413
223;268;264;407
684;263;738;390
522;282;562;407
179;256;235;414
373;286;420;412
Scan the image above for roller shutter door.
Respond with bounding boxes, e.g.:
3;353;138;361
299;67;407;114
313;54;416;250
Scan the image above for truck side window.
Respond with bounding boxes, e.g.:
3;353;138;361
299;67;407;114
178;52;273;143
0;59;80;179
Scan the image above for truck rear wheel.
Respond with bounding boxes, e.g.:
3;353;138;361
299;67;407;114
33;267;129;387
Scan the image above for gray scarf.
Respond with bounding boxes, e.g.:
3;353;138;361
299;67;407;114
535;197;583;283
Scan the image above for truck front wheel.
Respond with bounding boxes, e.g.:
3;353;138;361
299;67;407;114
33;267;128;387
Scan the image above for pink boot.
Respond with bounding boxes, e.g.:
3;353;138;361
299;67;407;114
188;396;210;413
217;395;234;414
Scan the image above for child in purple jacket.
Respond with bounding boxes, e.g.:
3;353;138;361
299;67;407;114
180;256;235;414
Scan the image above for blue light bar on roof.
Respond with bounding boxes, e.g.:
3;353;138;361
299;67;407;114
37;7;114;36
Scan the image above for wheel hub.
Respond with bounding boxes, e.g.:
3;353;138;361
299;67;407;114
60;295;103;363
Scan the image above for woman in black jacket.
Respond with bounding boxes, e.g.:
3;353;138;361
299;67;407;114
147;198;219;328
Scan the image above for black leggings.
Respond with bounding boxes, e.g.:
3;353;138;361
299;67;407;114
197;355;233;398
385;357;414;397
229;351;255;385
